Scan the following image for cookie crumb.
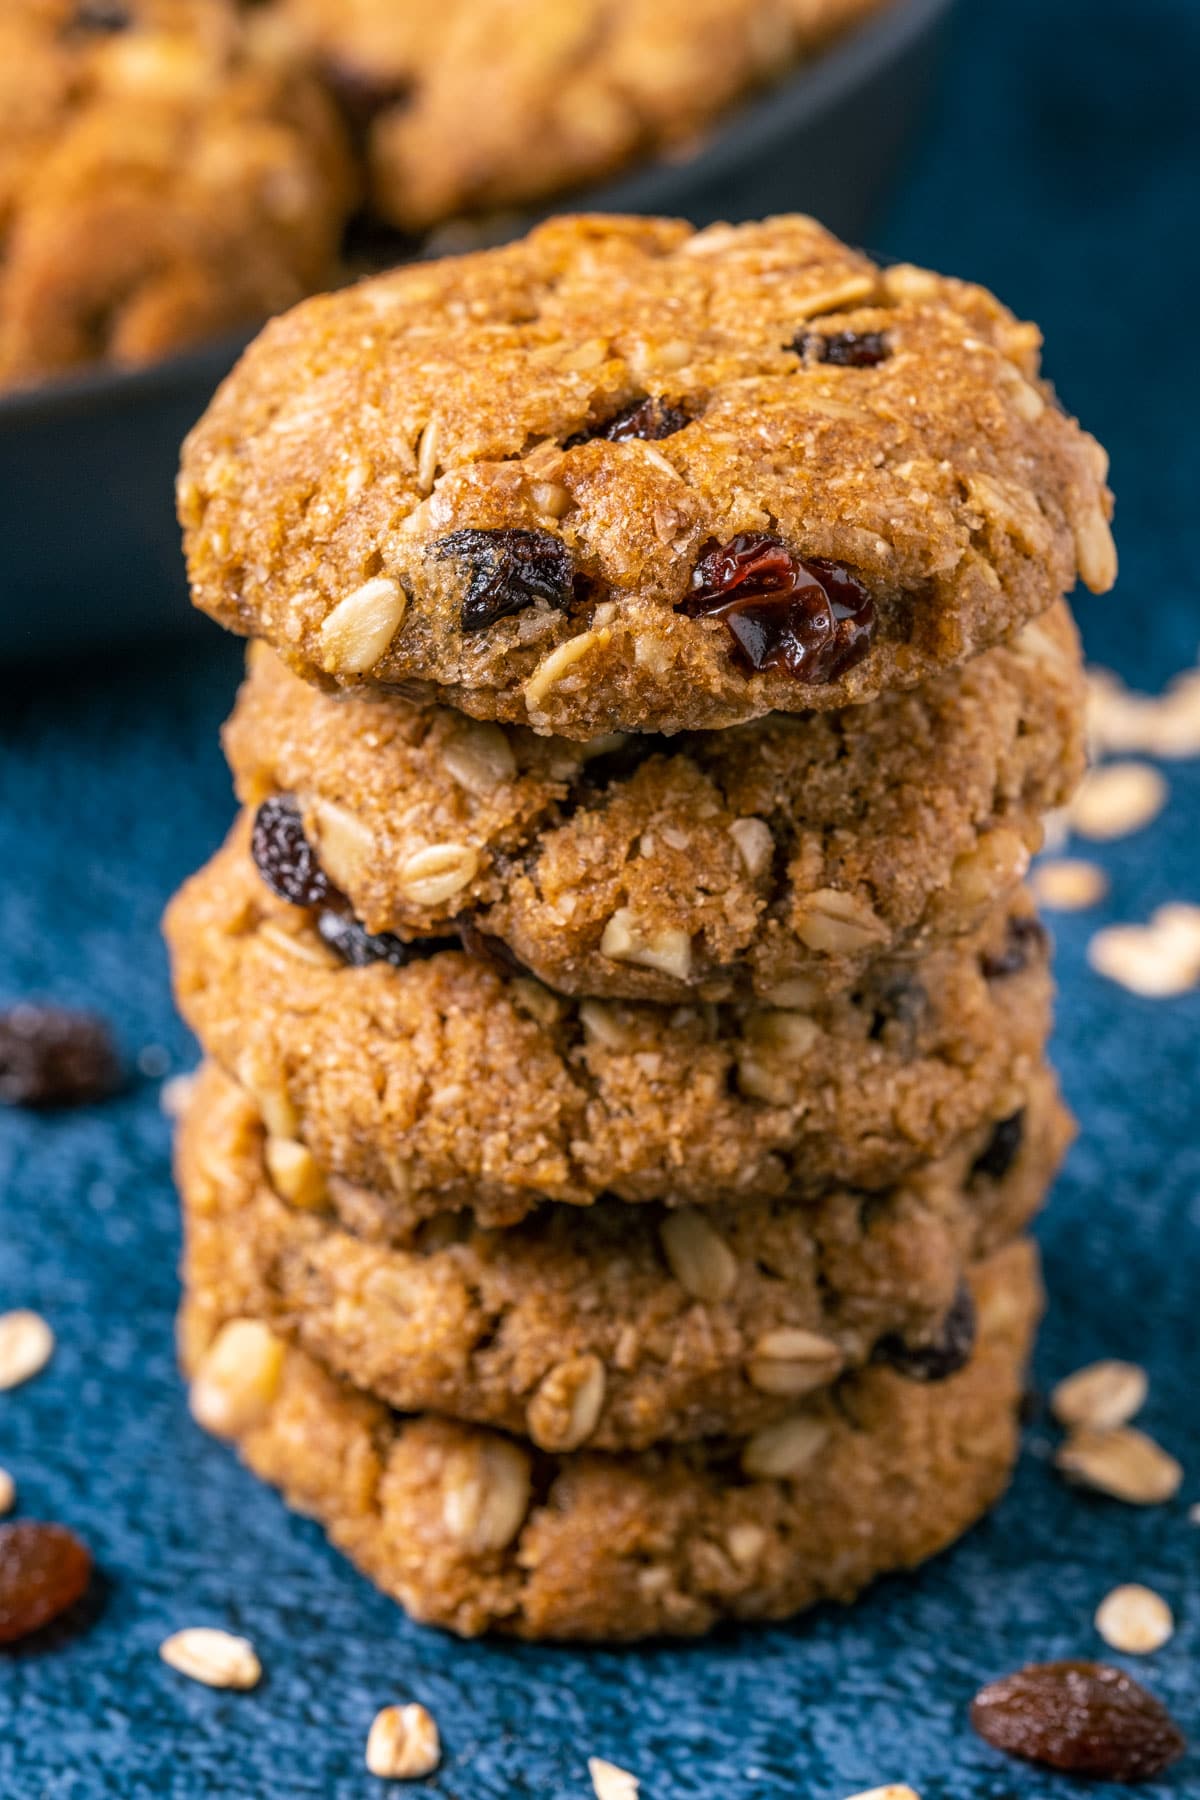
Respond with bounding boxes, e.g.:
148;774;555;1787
0;1311;55;1392
1051;1359;1147;1431
1095;1584;1174;1654
1056;1425;1183;1505
0;1469;15;1517
1070;763;1167;841
365;1702;441;1780
1031;857;1109;912
159;1627;262;1689
589;1758;639;1800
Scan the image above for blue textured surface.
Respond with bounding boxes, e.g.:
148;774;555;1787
2;0;1198;1792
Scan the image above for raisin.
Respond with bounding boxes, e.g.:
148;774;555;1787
876;1282;977;1382
66;0;131;33
431;529;574;633
867;974;928;1040
793;329;890;367
316;910;454;970
970;1661;1186;1782
0;1522;93;1644
983;914;1048;978
0;1005;120;1109
250;798;332;909
566;397;689;447
455;916;528;975
971;1109;1025;1182
678;534;875;684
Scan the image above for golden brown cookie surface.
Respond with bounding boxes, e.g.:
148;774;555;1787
223;603;1084;1002
164;815;1055;1228
181;1238;1042;1640
178;1060;1068;1450
180;214;1114;737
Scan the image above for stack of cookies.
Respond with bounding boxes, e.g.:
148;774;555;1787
164;214;1114;1641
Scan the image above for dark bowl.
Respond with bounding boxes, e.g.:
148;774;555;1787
0;0;953;666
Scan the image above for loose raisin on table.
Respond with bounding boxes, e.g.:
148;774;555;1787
970;1660;1186;1782
0;1005;120;1109
982;914;1048;978
792;329;890;367
0;1522;93;1645
566;397;688;447
250;798;332;909
678;534;875;684
430;529;574;633
876;1281;977;1382
316;910;453;970
971;1109;1025;1182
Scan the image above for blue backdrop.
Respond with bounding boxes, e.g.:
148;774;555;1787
1;0;1197;1792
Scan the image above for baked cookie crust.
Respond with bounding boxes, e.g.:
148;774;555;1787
223;603;1084;1002
177;1060;1069;1450
180;213;1114;738
180;1238;1042;1640
164;815;1055;1228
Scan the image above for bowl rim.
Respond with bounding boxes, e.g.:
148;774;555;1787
0;0;953;427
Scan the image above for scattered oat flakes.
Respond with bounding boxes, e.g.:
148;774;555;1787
1188;1502;1200;1526
844;1788;922;1800
1088;905;1200;997
1087;664;1200;760
1095;1584;1175;1655
1051;1360;1148;1432
1031;857;1109;912
159;1626;262;1689
0;1310;54;1391
1070;763;1168;841
1057;1426;1183;1505
589;1758;640;1800
160;1071;198;1119
365;1702;442;1780
0;1469;14;1516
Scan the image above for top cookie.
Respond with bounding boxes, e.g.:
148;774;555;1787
180;212;1115;739
274;0;888;234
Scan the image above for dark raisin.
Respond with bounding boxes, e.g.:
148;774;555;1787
431;529;574;633
65;0;131;33
565;397;689;448
876;1282;977;1381
678;534;875;684
250;798;332;909
982;914;1048;979
970;1661;1187;1782
792;329;890;367
324;61;413;128
0;1522;93;1645
971;1109;1025;1182
0;1005;120;1109
315;910;454;970
455;916;528;975
867;974;928;1040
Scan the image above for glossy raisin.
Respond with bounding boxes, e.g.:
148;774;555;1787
793;329;890;367
877;1282;977;1382
0;1005;120;1109
250;798;332;909
0;1522;93;1644
566;397;689;447
971;1661;1186;1782
316;910;453;970
431;529;574;633
678;534;875;684
983;914;1048;979
971;1109;1025;1182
